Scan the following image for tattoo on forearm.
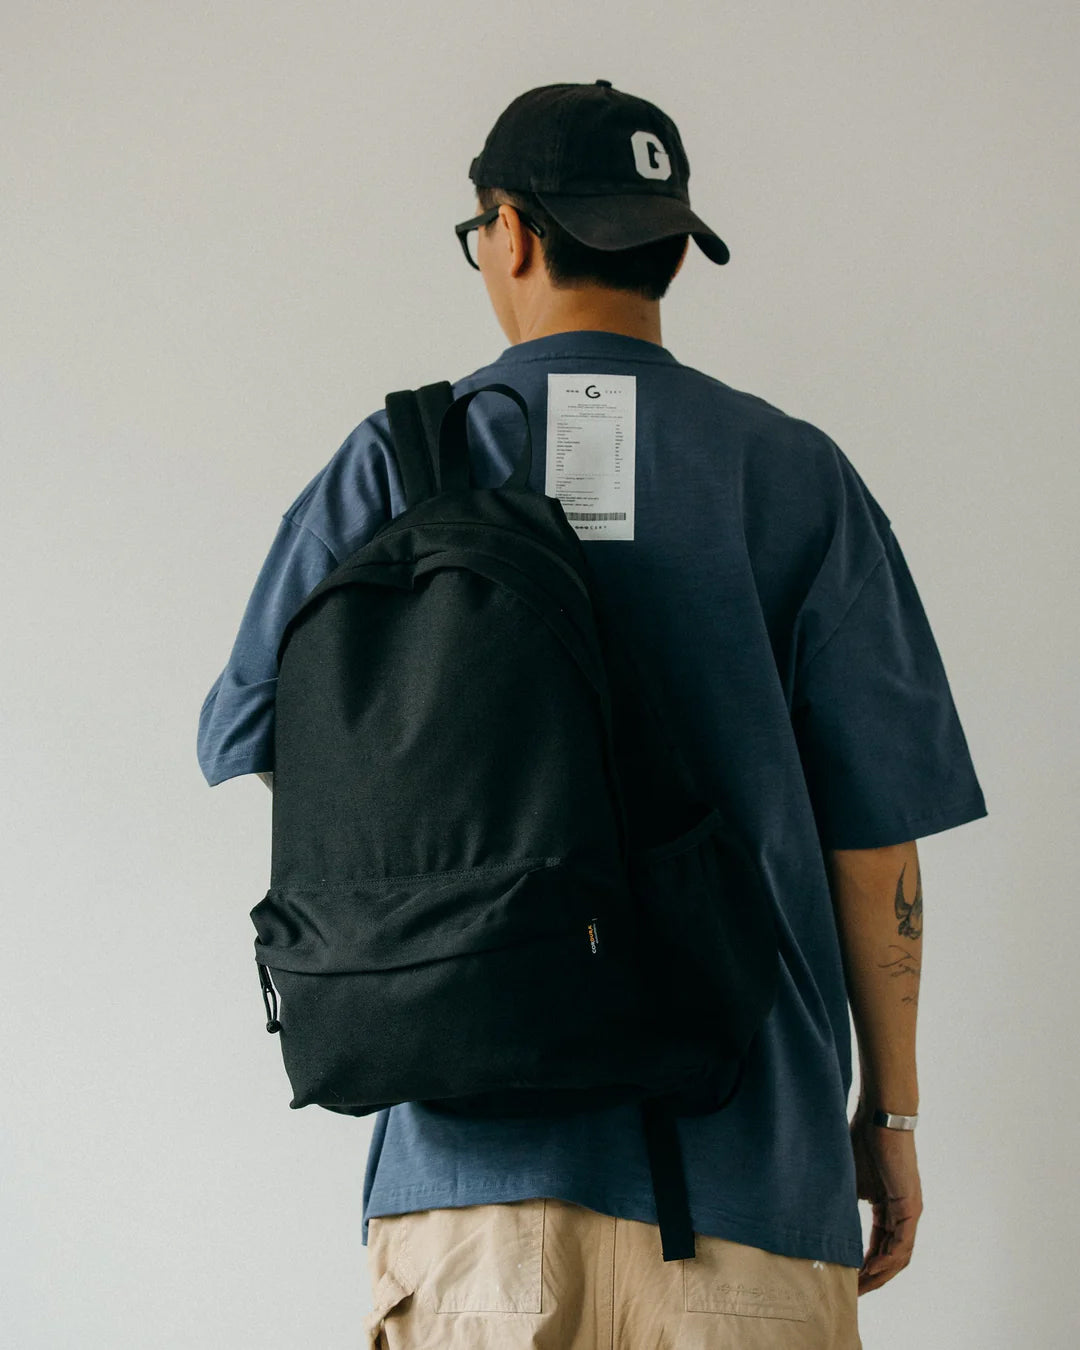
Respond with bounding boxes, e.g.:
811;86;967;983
894;860;922;940
876;945;921;1005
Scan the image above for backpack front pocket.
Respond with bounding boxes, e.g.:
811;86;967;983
250;855;656;1115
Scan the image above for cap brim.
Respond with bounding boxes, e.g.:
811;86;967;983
534;190;730;265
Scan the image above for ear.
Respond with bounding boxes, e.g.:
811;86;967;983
500;205;537;276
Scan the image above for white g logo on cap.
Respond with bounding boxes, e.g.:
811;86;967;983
630;130;672;181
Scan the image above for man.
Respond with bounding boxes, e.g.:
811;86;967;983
198;81;987;1348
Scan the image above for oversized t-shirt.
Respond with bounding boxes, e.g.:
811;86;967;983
197;328;988;1268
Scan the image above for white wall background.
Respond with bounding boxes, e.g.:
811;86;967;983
3;2;1076;1346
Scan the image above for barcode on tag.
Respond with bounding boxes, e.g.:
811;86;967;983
565;512;627;521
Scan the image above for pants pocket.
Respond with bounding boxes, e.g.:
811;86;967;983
683;1237;822;1321
362;1266;416;1349
382;1198;546;1315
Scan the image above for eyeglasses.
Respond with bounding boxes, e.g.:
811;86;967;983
454;205;547;271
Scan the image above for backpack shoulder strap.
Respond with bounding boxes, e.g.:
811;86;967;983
384;381;456;510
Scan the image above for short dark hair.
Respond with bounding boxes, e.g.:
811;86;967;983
476;184;688;302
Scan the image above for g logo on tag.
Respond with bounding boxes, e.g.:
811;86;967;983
630;130;672;181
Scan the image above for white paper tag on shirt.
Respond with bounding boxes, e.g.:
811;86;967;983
545;374;636;540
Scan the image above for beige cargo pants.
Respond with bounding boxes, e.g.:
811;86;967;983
364;1196;861;1349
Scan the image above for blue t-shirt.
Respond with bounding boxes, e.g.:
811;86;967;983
198;329;988;1268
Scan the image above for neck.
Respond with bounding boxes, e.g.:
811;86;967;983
509;287;663;347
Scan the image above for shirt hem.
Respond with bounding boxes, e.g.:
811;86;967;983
825;791;988;849
200;750;273;787
901;792;988;837
361;1177;864;1268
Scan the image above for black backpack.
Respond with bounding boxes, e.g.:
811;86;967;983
250;380;780;1262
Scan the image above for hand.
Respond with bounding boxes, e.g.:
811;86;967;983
850;1100;924;1294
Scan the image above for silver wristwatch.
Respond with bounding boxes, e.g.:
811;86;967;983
871;1108;918;1130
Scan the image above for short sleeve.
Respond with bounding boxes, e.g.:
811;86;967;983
791;525;988;849
197;515;339;786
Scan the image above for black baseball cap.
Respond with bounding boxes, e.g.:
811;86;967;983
468;80;729;265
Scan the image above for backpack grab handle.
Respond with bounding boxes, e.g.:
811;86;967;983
437;382;533;493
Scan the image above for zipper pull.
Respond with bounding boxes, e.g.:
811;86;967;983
258;962;282;1033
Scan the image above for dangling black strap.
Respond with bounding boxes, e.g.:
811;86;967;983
640;1051;752;1262
641;1098;696;1261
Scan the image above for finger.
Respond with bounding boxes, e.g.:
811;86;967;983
858;1252;903;1293
859;1265;895;1295
862;1209;888;1265
860;1226;897;1281
860;1234;916;1292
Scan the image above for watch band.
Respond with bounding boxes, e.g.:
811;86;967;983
871;1108;918;1130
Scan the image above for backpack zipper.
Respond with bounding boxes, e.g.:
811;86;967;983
258;962;282;1033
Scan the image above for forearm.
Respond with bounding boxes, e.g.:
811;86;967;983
825;840;922;1115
